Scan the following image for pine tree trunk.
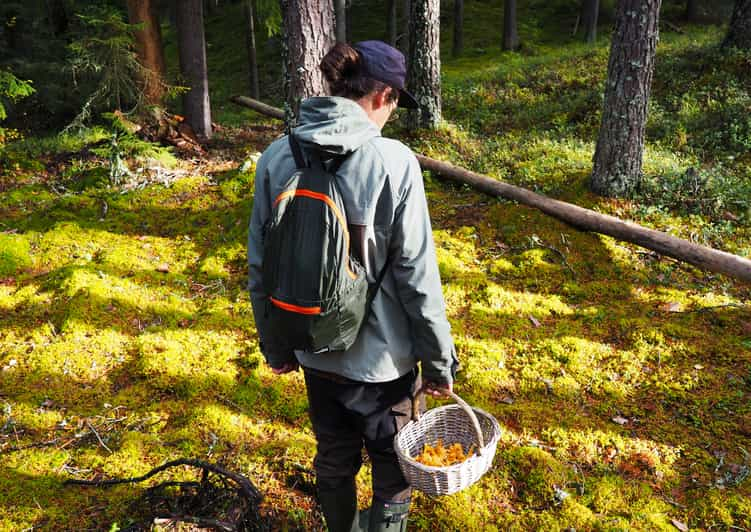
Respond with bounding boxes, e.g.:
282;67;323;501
176;0;212;140
279;0;336;127
685;0;699;21
401;0;411;54
453;0;463;57
387;0;398;46
204;0;218;16
346;0;353;42
408;0;441;128
503;0;519;51
126;0;167;106
581;0;599;43
46;0;68;36
723;0;751;50
167;0;177;29
244;0;260;99
334;0;346;42
591;0;661;197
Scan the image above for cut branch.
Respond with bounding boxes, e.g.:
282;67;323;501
64;458;262;502
230;95;751;284
153;515;236;531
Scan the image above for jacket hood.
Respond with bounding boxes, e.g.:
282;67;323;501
293;96;381;155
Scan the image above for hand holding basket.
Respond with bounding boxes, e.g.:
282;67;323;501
394;387;502;496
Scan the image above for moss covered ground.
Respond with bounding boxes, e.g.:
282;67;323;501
1;2;750;530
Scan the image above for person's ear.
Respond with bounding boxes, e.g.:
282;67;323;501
372;88;386;109
385;87;397;109
374;86;394;110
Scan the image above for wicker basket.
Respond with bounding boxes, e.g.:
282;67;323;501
394;387;501;496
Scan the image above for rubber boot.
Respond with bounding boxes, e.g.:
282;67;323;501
317;477;361;532
367;498;409;532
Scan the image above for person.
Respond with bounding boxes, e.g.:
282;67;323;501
248;40;457;532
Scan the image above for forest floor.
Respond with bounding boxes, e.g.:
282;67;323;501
1;7;751;531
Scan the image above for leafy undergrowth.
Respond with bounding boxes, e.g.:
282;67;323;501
2;19;751;532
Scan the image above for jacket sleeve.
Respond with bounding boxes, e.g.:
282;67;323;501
247;146;296;368
390;154;458;385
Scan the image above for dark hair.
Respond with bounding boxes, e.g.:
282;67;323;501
320;42;398;103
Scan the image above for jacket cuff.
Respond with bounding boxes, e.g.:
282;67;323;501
261;341;297;368
421;347;459;386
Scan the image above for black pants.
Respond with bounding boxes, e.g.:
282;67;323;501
303;367;421;503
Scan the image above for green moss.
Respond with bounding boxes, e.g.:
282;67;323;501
693;490;751;528
506;446;572;507
134;330;239;397
0;233;31;276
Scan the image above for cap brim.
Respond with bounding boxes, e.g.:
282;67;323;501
397;89;418;109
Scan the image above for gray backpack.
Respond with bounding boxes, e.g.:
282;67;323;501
261;135;384;354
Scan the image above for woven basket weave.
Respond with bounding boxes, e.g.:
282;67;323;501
394;388;501;496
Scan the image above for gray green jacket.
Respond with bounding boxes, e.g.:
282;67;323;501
248;96;457;385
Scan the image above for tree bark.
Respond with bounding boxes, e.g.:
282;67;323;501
401;0;411;55
581;0;599;44
591;0;661;197
503;0;519;51
126;0;168;106
46;0;68;36
334;0;346;42
244;0;260;99
453;0;464;57
346;0;353;42
387;0;398;46
204;0;218;16
176;0;212;140
685;0;699;21
279;0;336;126
408;0;441;129
167;0;177;29
231;94;751;284
723;0;751;50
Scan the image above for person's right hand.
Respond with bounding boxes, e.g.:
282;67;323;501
271;361;299;375
424;380;453;398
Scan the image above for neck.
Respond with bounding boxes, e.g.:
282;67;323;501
355;96;390;130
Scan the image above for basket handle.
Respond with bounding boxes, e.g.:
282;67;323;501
411;387;485;455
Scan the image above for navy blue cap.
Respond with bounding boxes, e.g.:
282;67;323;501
353;40;418;109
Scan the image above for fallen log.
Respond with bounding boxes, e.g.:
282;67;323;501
231;95;751;283
416;156;751;283
231;95;285;121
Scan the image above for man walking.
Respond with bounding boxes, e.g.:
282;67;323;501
248;40;457;531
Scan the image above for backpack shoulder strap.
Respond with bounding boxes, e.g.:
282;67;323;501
289;133;326;171
288;134;308;168
289;133;354;174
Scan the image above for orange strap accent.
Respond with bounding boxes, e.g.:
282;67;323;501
270;296;321;315
273;188;358;280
